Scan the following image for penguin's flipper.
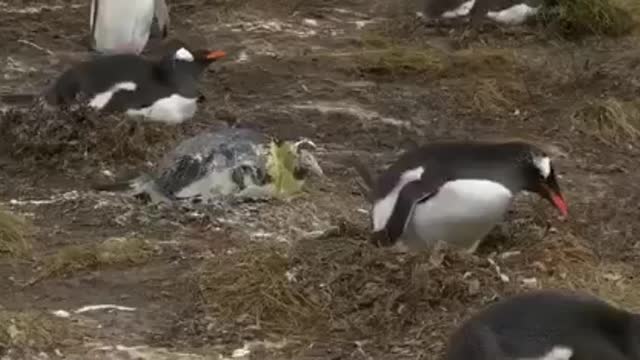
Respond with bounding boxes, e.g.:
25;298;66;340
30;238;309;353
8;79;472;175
373;173;445;246
445;324;512;360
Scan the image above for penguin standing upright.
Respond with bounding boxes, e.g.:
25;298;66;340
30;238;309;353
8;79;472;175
359;140;568;253
90;0;170;55
445;290;640;360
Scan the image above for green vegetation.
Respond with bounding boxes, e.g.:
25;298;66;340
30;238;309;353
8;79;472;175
266;140;305;197
0;208;32;257
0;310;72;351
538;0;637;38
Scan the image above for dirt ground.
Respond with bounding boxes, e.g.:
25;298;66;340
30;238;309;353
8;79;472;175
1;0;640;359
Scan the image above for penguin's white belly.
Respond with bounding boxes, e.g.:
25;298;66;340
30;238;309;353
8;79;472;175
403;179;513;252
91;0;155;54
126;95;198;124
486;4;539;25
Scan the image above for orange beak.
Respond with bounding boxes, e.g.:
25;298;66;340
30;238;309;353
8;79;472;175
206;50;226;60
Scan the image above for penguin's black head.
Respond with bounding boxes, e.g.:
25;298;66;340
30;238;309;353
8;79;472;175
162;47;226;79
520;149;568;217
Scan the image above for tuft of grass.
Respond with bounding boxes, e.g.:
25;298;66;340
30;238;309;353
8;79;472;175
0;310;73;352
355;46;447;76
0;208;32;258
538;0;637;38
458;77;527;115
571;98;640;144
199;243;324;334
0;102;180;168
39;237;154;278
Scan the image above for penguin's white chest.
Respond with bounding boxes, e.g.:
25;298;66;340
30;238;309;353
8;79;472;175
91;0;155;54
126;95;198;124
403;179;513;252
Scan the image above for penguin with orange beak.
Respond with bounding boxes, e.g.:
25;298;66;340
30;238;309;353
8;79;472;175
1;47;227;124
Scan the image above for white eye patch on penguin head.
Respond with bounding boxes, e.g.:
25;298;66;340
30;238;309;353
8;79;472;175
533;155;551;179
174;47;194;62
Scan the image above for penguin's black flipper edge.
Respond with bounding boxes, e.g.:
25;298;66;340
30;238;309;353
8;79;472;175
384;178;440;244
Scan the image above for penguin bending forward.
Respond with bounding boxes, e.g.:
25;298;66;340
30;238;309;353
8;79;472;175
353;140;568;253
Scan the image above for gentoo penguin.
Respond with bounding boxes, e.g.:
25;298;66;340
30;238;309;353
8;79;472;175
90;0;170;54
359;140;568;253
445;290;640;360
1;47;226;124
92;128;324;203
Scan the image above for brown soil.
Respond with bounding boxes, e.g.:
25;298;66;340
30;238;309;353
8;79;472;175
1;0;640;359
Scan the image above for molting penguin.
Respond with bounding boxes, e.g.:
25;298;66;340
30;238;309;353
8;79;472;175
92;128;325;203
90;0;170;55
2;47;226;124
357;140;568;253
445;290;640;360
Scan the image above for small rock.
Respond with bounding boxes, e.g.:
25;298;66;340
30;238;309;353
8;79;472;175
51;310;71;318
303;18;318;27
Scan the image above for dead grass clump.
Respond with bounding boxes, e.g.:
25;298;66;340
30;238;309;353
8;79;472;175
456;77;527;115
0;310;72;352
571;98;640;144
39;237;154;278
355;46;448;77
200;236;507;345
0;101;180;167
0;208;31;257
538;0;636;38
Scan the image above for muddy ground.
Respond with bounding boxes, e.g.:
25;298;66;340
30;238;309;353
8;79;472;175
1;0;640;359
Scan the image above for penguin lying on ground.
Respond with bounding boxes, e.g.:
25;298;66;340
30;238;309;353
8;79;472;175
445;290;640;360
92;128;325;204
351;140;568;253
90;0;170;55
0;47;225;124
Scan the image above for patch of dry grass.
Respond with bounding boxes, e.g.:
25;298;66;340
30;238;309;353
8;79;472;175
539;0;637;38
0;310;73;352
348;35;529;115
38;237;154;278
200;235;509;346
571;98;640;144
0;102;180;168
0;208;32;258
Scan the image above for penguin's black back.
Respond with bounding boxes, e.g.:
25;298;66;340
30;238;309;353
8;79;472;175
444;290;638;360
372;141;538;200
44;54;168;106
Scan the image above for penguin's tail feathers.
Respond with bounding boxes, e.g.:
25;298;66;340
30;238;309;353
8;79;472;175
343;154;375;202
